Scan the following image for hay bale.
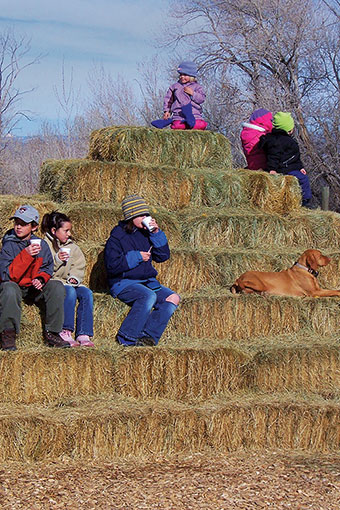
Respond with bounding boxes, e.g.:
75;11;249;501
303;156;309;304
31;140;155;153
87;126;232;169
0;349;115;404
39;159;301;214
181;208;340;250
249;345;340;394
114;347;249;401
0;394;339;461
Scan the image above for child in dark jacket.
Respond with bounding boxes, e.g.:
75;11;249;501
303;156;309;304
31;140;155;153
151;61;207;130
0;205;69;351
259;112;313;207
104;194;180;347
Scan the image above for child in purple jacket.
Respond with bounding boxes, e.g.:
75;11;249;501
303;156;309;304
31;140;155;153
151;61;207;130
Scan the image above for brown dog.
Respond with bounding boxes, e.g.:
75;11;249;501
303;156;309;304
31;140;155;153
230;249;340;297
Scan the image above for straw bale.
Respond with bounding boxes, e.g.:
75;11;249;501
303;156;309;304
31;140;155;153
181;208;340;250
240;169;301;214
249;345;340;394
12;291;340;348
64;203;182;245
39;159;196;208
0;394;339;461
87;126;232;169
114;347;249;401
0;349;115;404
0;195;58;239
39;159;301;214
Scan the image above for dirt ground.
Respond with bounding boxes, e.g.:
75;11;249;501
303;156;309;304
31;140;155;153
0;451;339;509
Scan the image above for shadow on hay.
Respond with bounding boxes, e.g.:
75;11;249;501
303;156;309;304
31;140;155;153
89;250;109;292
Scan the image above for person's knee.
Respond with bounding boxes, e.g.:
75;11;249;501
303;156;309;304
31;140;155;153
0;281;20;300
166;293;181;306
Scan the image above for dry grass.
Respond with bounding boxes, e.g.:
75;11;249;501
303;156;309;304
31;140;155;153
87;126;232;169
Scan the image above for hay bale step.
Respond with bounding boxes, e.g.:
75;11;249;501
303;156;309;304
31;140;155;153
1;341;340;404
80;244;340;293
87;126;232;169
0;346;249;404
13;291;340;347
38;159;300;214
0;393;339;461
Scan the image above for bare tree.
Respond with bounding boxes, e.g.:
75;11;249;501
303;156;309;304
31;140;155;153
0;29;41;142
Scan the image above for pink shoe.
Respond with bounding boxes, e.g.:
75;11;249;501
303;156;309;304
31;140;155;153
76;335;94;347
60;329;80;347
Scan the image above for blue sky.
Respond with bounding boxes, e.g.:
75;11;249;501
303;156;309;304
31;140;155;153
0;0;171;135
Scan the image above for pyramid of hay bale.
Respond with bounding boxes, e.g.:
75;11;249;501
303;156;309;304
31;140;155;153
0;126;340;463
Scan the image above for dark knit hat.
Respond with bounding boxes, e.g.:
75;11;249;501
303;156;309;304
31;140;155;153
177;61;198;77
273;112;294;132
121;195;150;221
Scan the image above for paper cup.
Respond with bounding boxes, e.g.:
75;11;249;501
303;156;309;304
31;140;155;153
59;247;71;257
142;216;155;232
30;239;41;246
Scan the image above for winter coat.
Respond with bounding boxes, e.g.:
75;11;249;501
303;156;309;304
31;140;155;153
44;233;86;286
0;230;53;286
240;111;273;170
104;221;170;297
163;81;206;121
259;129;303;174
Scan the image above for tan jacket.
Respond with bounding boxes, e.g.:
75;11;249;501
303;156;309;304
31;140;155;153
44;233;86;286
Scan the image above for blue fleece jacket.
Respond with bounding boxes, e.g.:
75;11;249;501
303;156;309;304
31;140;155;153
104;221;170;297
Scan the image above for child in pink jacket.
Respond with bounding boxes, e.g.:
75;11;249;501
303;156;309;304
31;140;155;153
240;109;273;170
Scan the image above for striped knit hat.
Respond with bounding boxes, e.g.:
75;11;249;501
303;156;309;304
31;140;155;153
121;194;150;221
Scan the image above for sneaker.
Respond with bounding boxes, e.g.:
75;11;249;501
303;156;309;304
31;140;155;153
1;329;17;351
44;330;70;348
60;329;80;347
76;335;94;347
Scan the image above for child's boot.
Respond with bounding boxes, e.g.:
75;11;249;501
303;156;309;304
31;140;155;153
181;103;196;128
0;329;17;351
151;118;173;129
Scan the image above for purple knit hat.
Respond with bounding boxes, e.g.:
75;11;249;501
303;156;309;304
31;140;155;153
249;108;272;122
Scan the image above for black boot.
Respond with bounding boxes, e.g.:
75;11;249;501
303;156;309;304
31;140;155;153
1;329;17;351
44;330;70;348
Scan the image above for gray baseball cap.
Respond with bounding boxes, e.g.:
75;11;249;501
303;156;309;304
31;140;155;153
10;204;40;224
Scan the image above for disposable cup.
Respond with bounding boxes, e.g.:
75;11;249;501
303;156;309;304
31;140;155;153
60;247;71;257
142;216;155;232
30;239;41;246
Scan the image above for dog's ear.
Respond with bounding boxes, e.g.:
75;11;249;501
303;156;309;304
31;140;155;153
306;250;330;270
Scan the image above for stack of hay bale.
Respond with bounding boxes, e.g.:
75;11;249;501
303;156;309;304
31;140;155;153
0;126;339;462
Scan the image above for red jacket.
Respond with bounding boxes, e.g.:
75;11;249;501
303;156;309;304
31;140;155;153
0;230;53;287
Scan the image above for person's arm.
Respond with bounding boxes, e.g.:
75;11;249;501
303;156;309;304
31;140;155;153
163;85;174;113
149;230;170;263
66;245;86;285
104;235;143;276
190;83;206;105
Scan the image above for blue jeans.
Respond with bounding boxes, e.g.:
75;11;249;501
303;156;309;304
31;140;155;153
114;283;178;346
288;170;312;202
63;285;94;337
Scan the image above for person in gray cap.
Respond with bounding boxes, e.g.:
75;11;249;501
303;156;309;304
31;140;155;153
0;204;69;350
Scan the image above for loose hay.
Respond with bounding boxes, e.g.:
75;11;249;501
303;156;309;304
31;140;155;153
87;126;232;169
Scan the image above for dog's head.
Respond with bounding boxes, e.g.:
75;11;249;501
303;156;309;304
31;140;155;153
299;249;331;271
